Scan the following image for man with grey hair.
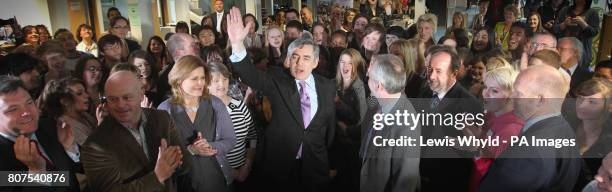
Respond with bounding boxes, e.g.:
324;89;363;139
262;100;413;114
158;33;201;100
226;7;336;191
557;37;593;96
360;54;421;192
479;64;580;191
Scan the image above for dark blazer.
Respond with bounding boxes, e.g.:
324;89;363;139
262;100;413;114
569;67;593;97
478;115;581;192
418;82;484;191
81;108;191;192
360;94;421;192
0;118;81;192
232;54;336;191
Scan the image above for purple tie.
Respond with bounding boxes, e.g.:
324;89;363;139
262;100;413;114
297;81;311;159
299;81;311;128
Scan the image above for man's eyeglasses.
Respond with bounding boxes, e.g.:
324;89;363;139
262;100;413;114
531;42;556;49
112;25;130;30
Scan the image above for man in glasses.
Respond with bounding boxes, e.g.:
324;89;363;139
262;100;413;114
97;34;123;69
529;32;558;56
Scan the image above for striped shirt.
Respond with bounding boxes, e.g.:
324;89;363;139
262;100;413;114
226;98;257;168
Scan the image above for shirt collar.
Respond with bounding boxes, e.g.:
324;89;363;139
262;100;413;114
522;112;562;133
295;74;315;90
568;63;579;76
434;81;456;100
0;130;39;143
119;111;147;130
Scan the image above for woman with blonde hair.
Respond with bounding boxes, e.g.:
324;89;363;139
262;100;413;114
263;26;286;67
414;13;437;51
470;66;524;190
388;39;425;98
330;48;367;190
157;55;236;191
494;5;519;49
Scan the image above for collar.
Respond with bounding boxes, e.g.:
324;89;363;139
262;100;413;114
0;131;39;142
295;74;315;90
217;11;224;15
379;95;402;113
522;112;562;133
567;63;579;76
119;110;147;130
434;81;456;100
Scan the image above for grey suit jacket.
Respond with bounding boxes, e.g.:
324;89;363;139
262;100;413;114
360;94;421;192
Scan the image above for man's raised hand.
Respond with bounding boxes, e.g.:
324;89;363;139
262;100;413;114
226;6;253;54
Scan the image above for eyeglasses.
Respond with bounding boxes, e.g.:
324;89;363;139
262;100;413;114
532;42;556;49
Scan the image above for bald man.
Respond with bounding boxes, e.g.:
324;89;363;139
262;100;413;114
81;71;191;192
479;65;580;192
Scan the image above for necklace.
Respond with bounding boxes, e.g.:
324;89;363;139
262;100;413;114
185;106;198;113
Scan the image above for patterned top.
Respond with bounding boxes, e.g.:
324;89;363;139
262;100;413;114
226;98;257;168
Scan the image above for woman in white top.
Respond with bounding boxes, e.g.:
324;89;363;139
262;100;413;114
76;24;98;57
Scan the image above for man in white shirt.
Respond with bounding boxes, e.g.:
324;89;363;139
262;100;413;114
212;0;225;33
557;37;593;96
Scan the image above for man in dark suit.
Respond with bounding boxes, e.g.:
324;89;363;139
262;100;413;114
81;71;191;192
0;76;80;191
479;65;581;191
360;54;421;192
558;37;593;97
418;45;483;191
227;7;336;191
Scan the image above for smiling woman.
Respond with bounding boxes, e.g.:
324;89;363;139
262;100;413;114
37;77;97;145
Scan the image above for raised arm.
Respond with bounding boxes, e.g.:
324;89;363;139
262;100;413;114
226;7;274;93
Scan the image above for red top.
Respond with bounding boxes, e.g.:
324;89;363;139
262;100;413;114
470;110;525;192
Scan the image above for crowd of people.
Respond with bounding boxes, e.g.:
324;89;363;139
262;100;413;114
0;0;611;191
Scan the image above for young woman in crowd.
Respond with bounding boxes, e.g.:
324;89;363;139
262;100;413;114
572;78;612;191
348;15;369;50
243;13;263;49
76;24;98;57
494;5;519;49
359;23;386;64
198;25;217;47
146;36;172;71
38;77;99;145
389;39;425;98
21;25;39;47
128;50;161;107
263;26;286;67
330;48;367;192
157;55;236;191
447;11;468;36
528;12;547;33
341;8;358;32
73;55;105;113
206;61;257;184
36;25;51;45
414;13;437;55
470;66;524;191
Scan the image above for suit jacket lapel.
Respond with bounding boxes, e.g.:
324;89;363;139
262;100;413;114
307;76;325;129
280;76;305;129
108;116;150;164
143;109;160;163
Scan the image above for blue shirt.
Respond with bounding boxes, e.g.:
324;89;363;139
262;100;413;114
296;75;318;120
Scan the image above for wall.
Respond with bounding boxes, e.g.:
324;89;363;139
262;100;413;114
0;0;52;31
